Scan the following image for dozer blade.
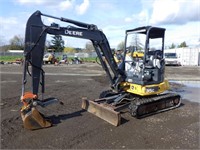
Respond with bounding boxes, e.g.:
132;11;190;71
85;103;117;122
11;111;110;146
82;98;121;126
21;107;52;130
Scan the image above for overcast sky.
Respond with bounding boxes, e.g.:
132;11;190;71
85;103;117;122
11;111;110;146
0;0;199;48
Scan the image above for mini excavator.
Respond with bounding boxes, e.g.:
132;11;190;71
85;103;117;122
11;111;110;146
21;11;181;130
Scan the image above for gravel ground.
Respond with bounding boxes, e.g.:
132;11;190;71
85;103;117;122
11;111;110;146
1;63;200;149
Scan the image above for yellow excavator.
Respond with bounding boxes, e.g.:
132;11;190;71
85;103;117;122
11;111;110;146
21;11;181;130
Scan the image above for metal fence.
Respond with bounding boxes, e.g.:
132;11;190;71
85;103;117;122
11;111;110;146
0;52;23;56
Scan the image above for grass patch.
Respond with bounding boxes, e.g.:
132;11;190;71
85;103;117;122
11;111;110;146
0;55;98;63
0;56;23;62
80;57;98;62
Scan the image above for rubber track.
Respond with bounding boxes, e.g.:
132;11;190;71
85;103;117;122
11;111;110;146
129;93;181;118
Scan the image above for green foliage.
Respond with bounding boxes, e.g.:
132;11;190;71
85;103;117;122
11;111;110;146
80;57;97;62
168;42;187;49
169;43;176;49
0;45;10;52
63;47;77;53
75;47;83;52
131;34;143;50
117;41;125;51
0;55;23;62
178;41;187;48
85;41;94;52
51;35;65;52
9;35;24;50
0;55;99;63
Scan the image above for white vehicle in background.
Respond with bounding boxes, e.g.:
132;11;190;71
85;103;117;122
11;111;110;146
164;52;181;66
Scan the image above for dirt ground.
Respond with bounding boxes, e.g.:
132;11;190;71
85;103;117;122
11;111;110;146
1;63;200;149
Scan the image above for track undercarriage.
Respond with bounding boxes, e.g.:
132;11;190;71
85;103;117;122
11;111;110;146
82;91;181;126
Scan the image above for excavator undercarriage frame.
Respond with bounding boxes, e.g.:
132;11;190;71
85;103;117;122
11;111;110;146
21;10;181;129
82;92;181;126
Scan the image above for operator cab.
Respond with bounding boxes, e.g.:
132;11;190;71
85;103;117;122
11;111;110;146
124;26;165;85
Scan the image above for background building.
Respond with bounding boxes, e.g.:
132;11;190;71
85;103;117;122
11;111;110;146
164;48;200;66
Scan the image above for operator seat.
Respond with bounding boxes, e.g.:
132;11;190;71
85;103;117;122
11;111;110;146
146;50;162;69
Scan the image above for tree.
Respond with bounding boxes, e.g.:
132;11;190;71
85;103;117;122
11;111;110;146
85;41;94;52
9;35;24;50
117;41;125;51
0;36;9;52
169;43;176;49
178;41;187;48
75;47;83;52
45;40;51;51
0;45;10;52
51;35;65;52
0;36;6;46
131;34;143;51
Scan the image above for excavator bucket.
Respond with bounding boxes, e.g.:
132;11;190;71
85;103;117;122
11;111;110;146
21;107;52;130
20;92;52;130
82;98;121;126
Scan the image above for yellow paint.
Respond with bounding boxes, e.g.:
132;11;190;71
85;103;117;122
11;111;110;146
120;80;169;96
127;51;144;58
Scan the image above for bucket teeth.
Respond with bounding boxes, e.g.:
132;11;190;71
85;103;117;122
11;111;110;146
21;107;52;130
82;98;121;126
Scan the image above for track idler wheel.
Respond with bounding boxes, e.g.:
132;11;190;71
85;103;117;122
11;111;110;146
21;92;52;130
